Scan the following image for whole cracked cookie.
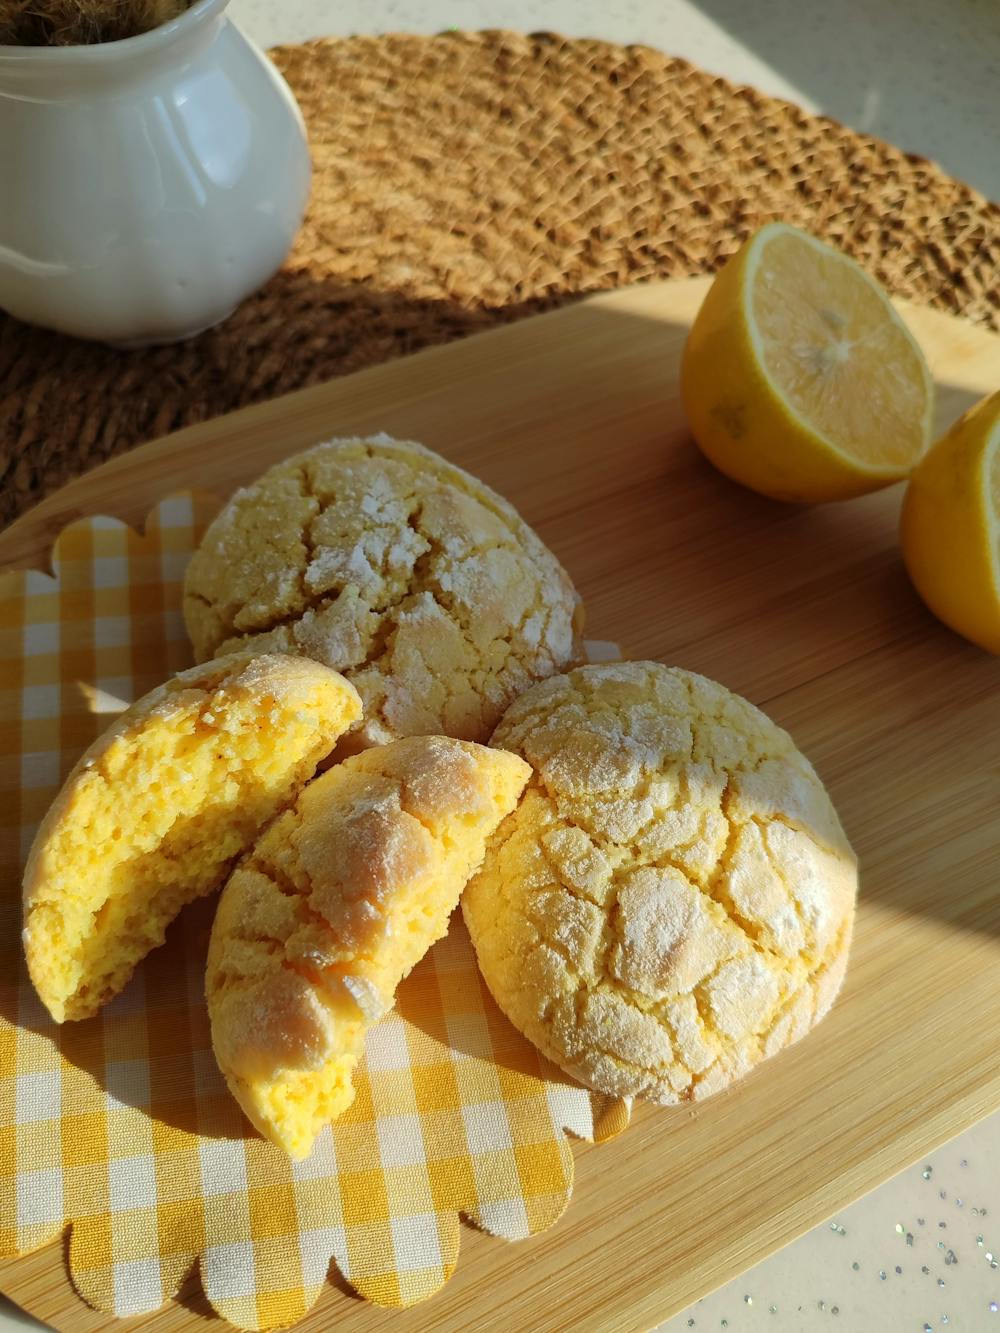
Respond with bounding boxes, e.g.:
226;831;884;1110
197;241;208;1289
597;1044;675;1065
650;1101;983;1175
462;661;857;1104
184;435;582;748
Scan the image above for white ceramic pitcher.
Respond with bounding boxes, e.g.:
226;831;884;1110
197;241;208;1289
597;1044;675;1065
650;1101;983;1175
0;0;310;346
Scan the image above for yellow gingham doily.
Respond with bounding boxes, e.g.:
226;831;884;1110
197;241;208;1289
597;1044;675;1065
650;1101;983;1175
0;495;630;1329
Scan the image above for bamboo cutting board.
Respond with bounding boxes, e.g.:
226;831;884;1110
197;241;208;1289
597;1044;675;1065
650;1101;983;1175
1;276;999;1333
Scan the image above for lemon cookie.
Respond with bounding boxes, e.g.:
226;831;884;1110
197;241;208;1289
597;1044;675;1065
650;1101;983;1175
183;435;582;748
24;654;361;1023
463;662;857;1103
206;734;530;1159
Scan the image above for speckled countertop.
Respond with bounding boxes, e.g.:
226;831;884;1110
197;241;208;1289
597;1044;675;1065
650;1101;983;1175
3;4;998;1332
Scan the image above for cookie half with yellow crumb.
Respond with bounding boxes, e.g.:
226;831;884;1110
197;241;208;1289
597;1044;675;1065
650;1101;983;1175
183;434;582;748
206;734;530;1159
463;661;857;1104
24;654;361;1023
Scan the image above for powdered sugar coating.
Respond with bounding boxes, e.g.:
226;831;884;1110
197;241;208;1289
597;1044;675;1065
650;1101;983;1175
206;735;531;1157
183;436;582;748
462;661;857;1104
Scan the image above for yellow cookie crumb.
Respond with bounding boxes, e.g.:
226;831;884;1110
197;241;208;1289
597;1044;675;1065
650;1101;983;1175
23;654;361;1023
183;434;582;747
206;735;530;1159
463;662;857;1103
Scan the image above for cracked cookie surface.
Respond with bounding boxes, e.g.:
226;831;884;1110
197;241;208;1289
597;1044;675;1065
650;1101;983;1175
206;734;530;1159
183;434;582;748
462;661;857;1103
24;654;361;1023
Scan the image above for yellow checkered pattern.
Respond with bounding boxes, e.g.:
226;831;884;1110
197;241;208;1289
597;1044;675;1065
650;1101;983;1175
0;495;630;1330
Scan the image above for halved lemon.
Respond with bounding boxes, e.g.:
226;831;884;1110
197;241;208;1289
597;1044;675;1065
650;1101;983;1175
681;222;934;503
901;389;1000;654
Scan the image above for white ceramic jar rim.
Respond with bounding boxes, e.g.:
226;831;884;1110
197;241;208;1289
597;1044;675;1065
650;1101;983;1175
0;0;228;68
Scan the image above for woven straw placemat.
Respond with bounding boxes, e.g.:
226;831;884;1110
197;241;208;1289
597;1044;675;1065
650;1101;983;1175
1;29;998;526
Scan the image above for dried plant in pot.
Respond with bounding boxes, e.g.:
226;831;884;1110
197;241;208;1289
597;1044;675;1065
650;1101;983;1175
0;0;311;345
0;0;191;46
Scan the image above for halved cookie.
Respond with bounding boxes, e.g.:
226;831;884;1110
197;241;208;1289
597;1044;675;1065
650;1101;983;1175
206;735;530;1159
24;654;361;1022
